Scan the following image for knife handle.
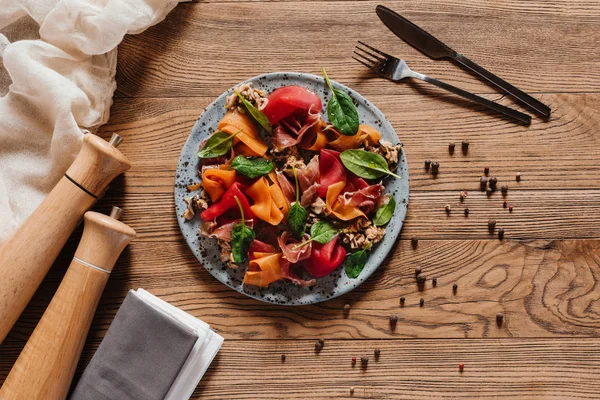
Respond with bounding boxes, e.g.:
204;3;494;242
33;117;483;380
451;52;551;117
421;75;532;125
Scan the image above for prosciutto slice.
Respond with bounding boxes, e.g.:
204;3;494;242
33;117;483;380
300;183;319;208
339;183;385;215
275;171;296;203
273;107;321;149
297;155;320;193
278;231;312;263
318;149;346;197
209;219;255;242
280;259;316;287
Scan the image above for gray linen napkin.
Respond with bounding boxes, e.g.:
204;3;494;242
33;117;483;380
70;292;198;400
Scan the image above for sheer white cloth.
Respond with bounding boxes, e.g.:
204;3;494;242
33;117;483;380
0;0;184;243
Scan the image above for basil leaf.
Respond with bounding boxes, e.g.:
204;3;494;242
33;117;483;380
231;223;255;264
340;149;401;180
198;130;238;159
231;155;274;179
287;203;307;239
373;196;396;226
344;249;369;279
310;221;337;244
323;68;359;136
236;92;272;134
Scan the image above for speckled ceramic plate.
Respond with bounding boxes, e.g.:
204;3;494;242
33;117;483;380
175;72;409;305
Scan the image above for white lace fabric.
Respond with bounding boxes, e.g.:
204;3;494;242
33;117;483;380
0;0;184;243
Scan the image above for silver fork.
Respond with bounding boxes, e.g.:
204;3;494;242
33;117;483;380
353;41;531;125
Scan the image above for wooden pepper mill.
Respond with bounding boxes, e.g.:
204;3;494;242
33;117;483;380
0;132;130;343
0;207;136;400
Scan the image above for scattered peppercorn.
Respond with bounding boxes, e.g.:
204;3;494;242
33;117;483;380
461;140;469;154
489;177;498;191
315;338;324;351
415;267;422;276
486;187;493;196
431;162;440;176
343;303;351;317
501;185;508;196
361;357;369;368
459;364;464;372
281;354;286;362
374;349;381;359
445;204;451;215
484;166;489;176
424;160;431;171
516;172;521;182
498;228;505;240
420;298;425;307
432;278;437;287
400;296;406;305
464;208;469;216
453;283;458;294
503;200;508;208
352;357;356;365
389;315;398;326
449;143;455;154
480;176;488;191
460;190;468;201
411;237;419;249
509;205;514;212
496;313;504;327
488;219;496;233
350;387;355;395
417;274;426;285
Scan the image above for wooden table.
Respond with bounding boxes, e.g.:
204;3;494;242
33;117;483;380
2;1;600;398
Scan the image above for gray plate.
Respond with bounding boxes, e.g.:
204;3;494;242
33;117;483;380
174;72;409;305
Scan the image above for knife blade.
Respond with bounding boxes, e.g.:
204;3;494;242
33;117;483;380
375;5;551;117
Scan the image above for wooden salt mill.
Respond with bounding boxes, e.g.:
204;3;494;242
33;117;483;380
0;132;130;343
0;207;136;400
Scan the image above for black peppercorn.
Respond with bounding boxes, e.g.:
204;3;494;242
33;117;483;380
503;200;508;208
480;176;488;191
361;357;369;368
516;172;521;182
419;298;425;307
400;296;406;305
424;160;431;171
445;204;451;215
489;177;498;191
464;208;469;216
488;219;496;233
501;185;508;196
431;162;440;176
374;349;381;358
432;278;437;287
484;166;489;176
415;267;422;276
496;313;504;327
449;143;455;154
461;140;469;154
417;274;426;285
343;303;350;317
315;338;324;351
411;237;419;249
389;315;398;326
498;228;505;240
486;187;493;196
452;283;458;294
281;354;286;362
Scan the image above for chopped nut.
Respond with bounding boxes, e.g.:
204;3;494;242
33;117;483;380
310;197;326;215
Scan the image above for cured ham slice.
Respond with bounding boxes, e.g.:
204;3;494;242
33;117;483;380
278;231;312;263
297;155;320;193
273;107;321;149
318;149;346;197
339;183;384;215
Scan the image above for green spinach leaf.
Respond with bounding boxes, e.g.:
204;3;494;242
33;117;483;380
198;130;240;159
231;155;274;179
293;221;338;250
236;92;272;134
323;68;359;136
340;149;401;180
344;248;369;279
286;166;307;238
373;196;396;226
231;196;255;264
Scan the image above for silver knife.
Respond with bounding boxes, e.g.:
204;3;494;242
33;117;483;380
376;5;551;117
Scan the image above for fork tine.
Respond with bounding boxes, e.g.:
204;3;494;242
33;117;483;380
352;50;380;68
357;40;392;58
352;56;374;70
354;45;386;63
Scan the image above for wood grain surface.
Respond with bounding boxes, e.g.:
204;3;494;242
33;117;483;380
1;0;599;398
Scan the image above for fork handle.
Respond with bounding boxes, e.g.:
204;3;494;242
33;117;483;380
421;75;532;125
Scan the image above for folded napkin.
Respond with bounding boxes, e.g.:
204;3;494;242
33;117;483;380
71;289;223;400
0;0;186;244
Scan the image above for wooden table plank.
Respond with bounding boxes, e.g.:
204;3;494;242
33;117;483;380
4;338;599;399
3;239;598;342
101;93;600;192
114;1;600;98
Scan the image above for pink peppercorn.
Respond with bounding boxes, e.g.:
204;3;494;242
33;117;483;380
459;364;465;372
